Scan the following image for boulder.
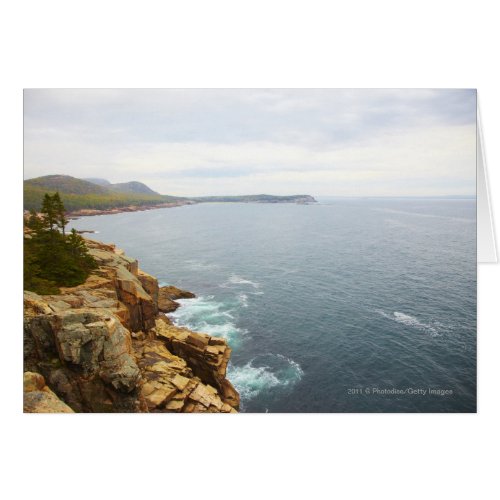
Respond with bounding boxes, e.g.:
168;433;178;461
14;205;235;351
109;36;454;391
158;285;195;313
23;371;46;392
159;285;196;300
158;296;180;313
23;372;74;413
24;308;142;412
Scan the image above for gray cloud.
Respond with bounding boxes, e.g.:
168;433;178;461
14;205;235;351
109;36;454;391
24;89;476;196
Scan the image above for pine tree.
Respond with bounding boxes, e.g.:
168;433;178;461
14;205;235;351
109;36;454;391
24;193;97;294
41;193;57;231
25;209;44;232
52;192;68;236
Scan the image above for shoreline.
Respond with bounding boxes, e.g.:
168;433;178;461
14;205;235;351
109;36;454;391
66;199;195;218
27;198;318;221
66;199;317;219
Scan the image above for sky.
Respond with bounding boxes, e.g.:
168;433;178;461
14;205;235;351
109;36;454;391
23;89;477;197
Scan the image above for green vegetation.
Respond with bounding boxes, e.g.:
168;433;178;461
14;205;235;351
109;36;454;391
24;175;183;212
24;193;98;294
25;175;109;195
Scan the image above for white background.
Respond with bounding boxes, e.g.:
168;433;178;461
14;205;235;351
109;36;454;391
2;1;499;499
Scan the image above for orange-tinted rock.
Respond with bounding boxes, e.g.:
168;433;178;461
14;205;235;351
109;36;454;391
154;319;240;410
23;239;239;413
158;285;195;313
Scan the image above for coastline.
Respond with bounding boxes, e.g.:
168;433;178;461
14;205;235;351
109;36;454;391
23;237;240;413
66;199;195;218
65;197;317;218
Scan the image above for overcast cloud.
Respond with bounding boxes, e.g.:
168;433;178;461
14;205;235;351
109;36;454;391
23;89;476;197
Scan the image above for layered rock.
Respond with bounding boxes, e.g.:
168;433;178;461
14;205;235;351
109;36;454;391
133;340;235;413
23;239;239;413
155;318;240;409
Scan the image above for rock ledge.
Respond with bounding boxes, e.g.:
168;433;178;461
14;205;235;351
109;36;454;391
24;238;239;413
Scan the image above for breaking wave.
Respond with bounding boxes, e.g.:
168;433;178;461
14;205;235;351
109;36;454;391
377;310;443;337
222;274;261;289
169;296;246;345
228;354;304;401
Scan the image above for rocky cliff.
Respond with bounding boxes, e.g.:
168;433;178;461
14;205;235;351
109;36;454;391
23;238;240;413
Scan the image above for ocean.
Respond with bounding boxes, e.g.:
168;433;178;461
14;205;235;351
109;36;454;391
68;197;477;412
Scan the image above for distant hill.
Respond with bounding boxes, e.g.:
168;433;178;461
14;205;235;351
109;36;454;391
25;175;109;195
24;174;182;212
84;178;112;186
109;181;159;195
85;178;159;195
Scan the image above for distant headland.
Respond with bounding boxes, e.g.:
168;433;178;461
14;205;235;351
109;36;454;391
24;174;317;216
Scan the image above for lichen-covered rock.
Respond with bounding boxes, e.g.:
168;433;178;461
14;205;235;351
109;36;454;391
23;372;74;413
54;311;141;391
24;306;142;412
23;371;46;392
24;291;52;317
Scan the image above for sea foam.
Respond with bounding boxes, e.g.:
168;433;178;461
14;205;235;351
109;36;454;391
377;310;441;337
228;353;304;401
169;296;246;345
222;274;261;289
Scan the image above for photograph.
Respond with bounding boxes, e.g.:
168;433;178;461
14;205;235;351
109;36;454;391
23;89;477;413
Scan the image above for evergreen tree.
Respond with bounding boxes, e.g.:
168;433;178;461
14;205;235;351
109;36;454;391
52;192;68;236
24;194;97;294
41;193;57;231
25;209;44;232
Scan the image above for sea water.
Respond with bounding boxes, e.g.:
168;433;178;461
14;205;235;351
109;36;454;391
68;198;476;412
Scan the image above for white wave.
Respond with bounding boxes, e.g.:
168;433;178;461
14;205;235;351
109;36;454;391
195;321;245;340
228;364;281;400
222;274;260;289
169;296;245;344
238;293;249;307
377;310;440;337
228;354;304;401
275;353;304;376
